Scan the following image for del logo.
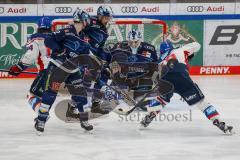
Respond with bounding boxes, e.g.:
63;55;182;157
207;6;224;12
141;6;159;12
7;7;27;13
200;67;230;74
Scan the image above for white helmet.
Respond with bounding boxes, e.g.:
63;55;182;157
127;29;142;41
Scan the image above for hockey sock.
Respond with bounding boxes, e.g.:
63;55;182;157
38;103;50;122
27;95;41;112
196;99;220;121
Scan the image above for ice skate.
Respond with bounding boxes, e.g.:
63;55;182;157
140;112;157;128
79;112;93;132
34;109;49;135
34;118;47;135
80;121;93;132
91;101;109;115
213;119;234;135
66;102;80;121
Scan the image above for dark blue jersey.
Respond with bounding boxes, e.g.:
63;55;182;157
112;41;158;63
111;41;158;79
28;32;49;40
83;16;110;61
45;25;90;61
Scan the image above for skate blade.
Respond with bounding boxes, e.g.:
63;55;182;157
35;130;44;136
65;118;79;123
83;129;94;134
225;129;236;136
138;124;148;130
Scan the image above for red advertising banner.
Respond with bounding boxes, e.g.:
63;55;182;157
1;66;239;78
189;66;240;75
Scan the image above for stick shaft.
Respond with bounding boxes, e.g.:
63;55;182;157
0;69;38;75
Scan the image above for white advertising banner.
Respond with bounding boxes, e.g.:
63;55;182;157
0;4;38;16
234;3;240;14
204;20;240;66
0;3;238;16
40;4;97;16
170;3;235;15
41;3;169;16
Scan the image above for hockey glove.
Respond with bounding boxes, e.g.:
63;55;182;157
9;62;25;76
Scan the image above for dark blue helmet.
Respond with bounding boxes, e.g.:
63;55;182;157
38;17;51;29
73;9;91;25
97;5;113;17
160;39;174;55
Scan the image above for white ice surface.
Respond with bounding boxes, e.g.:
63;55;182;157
0;76;240;160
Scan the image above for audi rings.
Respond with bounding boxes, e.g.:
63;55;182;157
121;6;138;13
0;7;4;14
55;7;72;13
187;6;204;12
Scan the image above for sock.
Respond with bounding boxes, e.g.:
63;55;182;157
196;99;220;121
27;95;41;112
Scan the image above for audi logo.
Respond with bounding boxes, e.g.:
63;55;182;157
0;7;4;14
187;6;204;12
55;7;72;13
121;6;138;13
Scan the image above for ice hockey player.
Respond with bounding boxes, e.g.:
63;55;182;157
65;5;113;120
110;30;170;113
34;9;93;134
112;29;158;63
140;40;234;135
82;5;113;115
8;17;52;112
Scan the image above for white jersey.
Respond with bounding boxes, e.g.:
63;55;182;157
21;34;51;71
161;42;201;66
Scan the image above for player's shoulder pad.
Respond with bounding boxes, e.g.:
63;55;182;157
27;33;46;44
61;25;74;33
54;25;77;37
141;42;155;51
30;33;45;39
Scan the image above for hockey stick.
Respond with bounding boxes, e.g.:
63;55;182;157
61;55;138;114
54;54;163;116
0;69;38;75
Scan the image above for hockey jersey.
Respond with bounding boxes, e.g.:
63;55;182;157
83;16;110;61
45;25;90;62
112;41;158;63
21;33;51;71
160;42;201;72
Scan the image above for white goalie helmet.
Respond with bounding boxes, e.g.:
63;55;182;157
127;29;142;41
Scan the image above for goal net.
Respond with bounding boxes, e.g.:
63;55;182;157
52;18;167;53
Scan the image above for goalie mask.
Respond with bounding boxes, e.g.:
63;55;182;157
127;30;142;53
